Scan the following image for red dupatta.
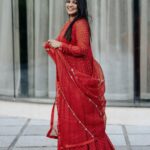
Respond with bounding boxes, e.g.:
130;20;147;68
44;41;115;150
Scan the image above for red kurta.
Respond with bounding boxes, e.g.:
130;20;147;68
44;18;115;150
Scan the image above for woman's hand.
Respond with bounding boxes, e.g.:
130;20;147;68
43;41;50;51
48;39;62;49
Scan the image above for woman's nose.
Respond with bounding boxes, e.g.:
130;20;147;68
68;2;73;6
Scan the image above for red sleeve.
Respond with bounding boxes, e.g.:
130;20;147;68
59;19;90;57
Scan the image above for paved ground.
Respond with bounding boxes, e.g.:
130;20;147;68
0;116;150;150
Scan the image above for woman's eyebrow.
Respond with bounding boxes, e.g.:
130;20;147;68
73;0;77;3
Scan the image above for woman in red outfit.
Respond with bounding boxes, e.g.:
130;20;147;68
43;0;115;149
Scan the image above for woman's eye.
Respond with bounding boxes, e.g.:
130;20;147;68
66;0;77;4
72;0;77;4
66;0;70;3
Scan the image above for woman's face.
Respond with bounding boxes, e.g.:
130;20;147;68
65;0;78;16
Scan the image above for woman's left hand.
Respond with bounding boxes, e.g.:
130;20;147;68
48;39;62;49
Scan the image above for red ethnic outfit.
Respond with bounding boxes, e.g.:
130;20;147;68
44;18;115;150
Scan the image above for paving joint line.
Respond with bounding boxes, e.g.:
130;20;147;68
8;118;31;150
122;125;132;150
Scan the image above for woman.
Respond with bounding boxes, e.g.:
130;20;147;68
43;0;115;149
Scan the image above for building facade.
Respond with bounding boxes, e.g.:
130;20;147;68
0;0;150;105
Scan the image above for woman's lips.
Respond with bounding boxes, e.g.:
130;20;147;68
67;8;74;11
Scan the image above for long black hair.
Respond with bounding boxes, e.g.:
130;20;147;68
64;0;92;42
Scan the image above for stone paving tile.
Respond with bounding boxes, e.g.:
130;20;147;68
126;125;150;134
131;146;150;150
29;119;49;126
0;136;16;148
128;134;150;146
115;146;128;150
1;116;150;149
0;117;27;126
14;136;57;147
22;125;49;136
109;135;126;146
106;125;123;134
13;146;128;150
0;126;22;135
0;116;21;119
13;147;56;150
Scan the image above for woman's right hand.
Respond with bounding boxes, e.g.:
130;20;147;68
43;41;51;51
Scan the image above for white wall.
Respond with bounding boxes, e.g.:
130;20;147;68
0;0;137;101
